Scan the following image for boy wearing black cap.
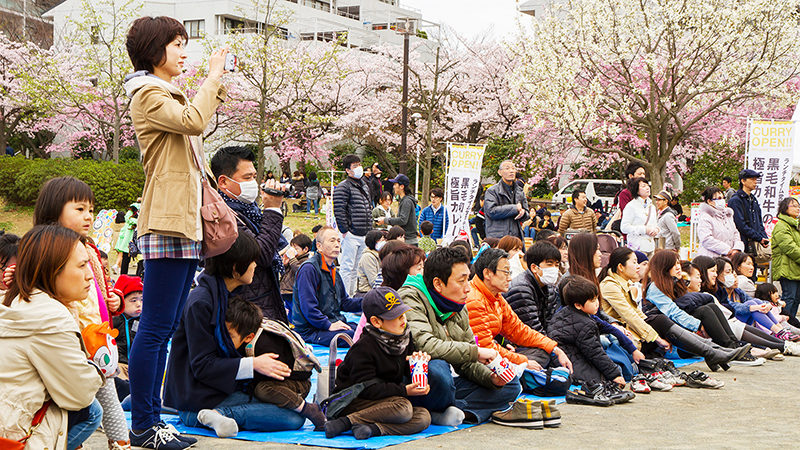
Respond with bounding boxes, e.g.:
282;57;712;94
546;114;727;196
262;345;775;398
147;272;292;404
325;287;432;440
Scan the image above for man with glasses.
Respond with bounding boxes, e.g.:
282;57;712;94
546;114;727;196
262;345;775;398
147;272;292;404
419;187;449;241
466;248;573;372
485;160;530;241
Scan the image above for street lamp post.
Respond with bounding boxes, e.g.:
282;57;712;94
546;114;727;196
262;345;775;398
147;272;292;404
397;19;413;175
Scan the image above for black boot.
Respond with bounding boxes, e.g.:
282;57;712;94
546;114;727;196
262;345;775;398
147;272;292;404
665;325;740;372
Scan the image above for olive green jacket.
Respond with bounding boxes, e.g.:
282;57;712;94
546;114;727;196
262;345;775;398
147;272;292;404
398;274;497;389
772;214;800;281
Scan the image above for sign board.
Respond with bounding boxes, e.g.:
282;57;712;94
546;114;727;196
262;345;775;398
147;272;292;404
746;119;794;236
442;143;486;244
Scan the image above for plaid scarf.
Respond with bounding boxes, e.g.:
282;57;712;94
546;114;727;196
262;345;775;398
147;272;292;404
364;323;410;356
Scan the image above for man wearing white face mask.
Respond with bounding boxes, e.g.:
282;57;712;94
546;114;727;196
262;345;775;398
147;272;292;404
211;146;289;322
696;186;745;258
333;154;374;296
504;241;570;368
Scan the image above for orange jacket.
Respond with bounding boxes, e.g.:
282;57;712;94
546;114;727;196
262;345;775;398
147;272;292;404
466;277;557;365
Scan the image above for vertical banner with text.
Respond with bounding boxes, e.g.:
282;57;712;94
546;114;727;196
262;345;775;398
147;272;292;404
746;119;794;236
443;143;486;245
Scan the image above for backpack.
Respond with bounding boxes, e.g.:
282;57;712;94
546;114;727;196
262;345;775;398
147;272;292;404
245;319;321;374
520;367;571;397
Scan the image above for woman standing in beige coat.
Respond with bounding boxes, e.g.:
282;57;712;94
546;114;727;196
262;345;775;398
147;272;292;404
0;225;105;450
123;16;229;448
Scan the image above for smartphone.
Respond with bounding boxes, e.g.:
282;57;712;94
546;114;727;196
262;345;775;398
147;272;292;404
224;53;238;72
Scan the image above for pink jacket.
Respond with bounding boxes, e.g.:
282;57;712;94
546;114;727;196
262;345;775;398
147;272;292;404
697;202;745;257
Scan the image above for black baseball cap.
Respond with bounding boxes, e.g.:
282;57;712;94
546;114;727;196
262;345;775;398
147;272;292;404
362;287;411;321
739;169;761;180
388;174;411;186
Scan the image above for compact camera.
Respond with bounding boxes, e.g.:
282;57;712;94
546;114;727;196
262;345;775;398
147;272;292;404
224;53;238;72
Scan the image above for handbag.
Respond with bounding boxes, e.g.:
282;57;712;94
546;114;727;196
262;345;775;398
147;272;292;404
313;333;353;403
319;378;380;419
189;139;238;258
0;401;52;450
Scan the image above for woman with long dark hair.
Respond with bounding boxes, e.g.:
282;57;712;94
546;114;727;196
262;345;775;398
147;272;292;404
692;256;799;358
641;250;746;370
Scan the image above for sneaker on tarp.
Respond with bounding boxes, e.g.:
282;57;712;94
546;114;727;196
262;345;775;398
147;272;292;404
491;399;544;429
643;373;673;391
158;421;197;447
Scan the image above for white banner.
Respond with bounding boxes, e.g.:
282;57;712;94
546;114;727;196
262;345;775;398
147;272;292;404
442;143;487;245
746;119;794;236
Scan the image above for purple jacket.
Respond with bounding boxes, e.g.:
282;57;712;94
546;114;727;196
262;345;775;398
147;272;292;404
697;202;744;257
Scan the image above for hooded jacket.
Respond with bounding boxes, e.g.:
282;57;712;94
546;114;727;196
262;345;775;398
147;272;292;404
0;291;105;450
771;213;800;281
547;305;621;383
620;197;658;253
696;202;744;257
387;194;419;245
124;72;226;241
398;274;496;389
466;277;557;365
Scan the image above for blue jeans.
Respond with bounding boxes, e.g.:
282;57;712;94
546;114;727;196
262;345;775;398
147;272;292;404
297;322;357;347
129;258;198;431
780;279;800;320
407;359;455;412
179;391;305;432
306;198;319;215
67;398;102;450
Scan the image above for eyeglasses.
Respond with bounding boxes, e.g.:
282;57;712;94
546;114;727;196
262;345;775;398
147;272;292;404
495;269;512;278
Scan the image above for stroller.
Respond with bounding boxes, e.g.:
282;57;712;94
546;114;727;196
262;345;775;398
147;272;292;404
563;229;622;267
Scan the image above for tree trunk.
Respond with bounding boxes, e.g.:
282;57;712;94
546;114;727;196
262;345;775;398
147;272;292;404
113;117;121;164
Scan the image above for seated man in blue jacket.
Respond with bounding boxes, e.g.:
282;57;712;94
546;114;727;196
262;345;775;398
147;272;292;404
292;226;362;346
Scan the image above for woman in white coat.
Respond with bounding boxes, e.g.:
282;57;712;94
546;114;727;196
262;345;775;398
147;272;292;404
696;186;744;258
0;226;105;450
621;177;659;256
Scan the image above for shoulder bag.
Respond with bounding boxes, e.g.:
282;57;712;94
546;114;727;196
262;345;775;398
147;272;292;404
189;139;238;258
0;401;52;450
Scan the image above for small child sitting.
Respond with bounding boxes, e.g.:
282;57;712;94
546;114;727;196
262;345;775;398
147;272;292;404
224;295;327;430
325;287;432;440
112;275;143;403
547;276;626;386
754;283;800;335
418;221;436;254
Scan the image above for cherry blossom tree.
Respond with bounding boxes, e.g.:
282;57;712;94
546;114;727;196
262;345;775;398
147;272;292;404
512;0;800;192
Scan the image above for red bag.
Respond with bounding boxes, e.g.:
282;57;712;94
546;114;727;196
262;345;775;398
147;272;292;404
0;401;52;450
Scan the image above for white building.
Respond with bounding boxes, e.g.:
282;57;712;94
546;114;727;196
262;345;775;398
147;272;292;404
45;0;439;62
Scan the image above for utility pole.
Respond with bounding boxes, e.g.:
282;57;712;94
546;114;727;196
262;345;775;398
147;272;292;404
397;18;413;175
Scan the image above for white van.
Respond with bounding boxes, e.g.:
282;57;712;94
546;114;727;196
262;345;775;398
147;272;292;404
551;179;624;210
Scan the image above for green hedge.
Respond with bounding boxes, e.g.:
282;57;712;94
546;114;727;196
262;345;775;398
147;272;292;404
0;156;145;211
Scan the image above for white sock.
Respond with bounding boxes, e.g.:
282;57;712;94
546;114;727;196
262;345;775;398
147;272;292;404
430;406;465;427
197;409;238;438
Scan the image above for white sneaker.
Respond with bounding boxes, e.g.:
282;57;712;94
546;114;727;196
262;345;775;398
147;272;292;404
784;340;800;356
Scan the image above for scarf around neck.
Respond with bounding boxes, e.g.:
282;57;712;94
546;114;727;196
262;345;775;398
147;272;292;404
221;191;262;233
365;323;410;356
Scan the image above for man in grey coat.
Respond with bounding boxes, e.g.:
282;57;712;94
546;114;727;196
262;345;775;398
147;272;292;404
484;160;530;241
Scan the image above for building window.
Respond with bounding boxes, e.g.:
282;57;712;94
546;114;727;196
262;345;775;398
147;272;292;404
184;20;205;39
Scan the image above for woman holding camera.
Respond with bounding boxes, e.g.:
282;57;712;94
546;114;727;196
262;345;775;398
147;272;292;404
124;16;229;448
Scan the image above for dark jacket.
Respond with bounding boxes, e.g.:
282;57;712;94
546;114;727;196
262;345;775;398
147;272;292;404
230;207;287;322
504;270;559;335
164;274;242;412
387;194;419;245
368;175;383;206
333;177;373;236
484;181;530;239
239;328;311;383
280;252;310;296
112;314;139;365
292;252;362;336
672;292;715;315
333;330;414;400
547;306;621;383
728;188;768;248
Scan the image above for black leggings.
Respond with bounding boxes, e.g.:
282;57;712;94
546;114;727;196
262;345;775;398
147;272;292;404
644;313;676;336
742;325;785;350
690;304;738;348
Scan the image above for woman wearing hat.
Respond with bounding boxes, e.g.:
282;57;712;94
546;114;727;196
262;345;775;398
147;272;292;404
696;186;744;258
654;191;680;251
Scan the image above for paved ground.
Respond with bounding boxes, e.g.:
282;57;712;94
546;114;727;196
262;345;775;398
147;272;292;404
86;356;800;450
